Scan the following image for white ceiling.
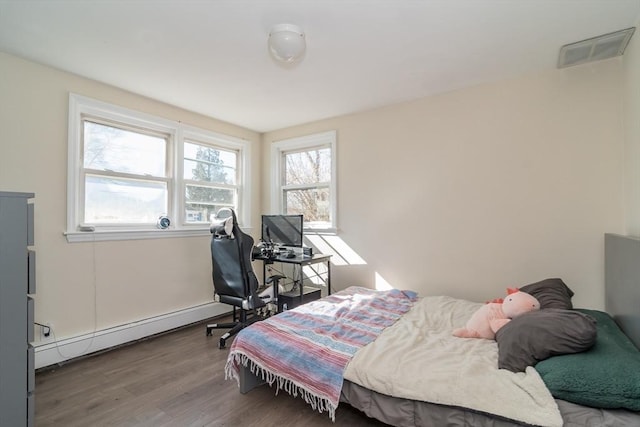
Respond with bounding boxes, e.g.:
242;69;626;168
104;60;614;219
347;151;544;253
1;1;639;133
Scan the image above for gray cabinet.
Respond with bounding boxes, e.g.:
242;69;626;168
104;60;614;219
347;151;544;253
0;191;35;427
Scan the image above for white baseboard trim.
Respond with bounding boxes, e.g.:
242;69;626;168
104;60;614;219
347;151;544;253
35;302;230;369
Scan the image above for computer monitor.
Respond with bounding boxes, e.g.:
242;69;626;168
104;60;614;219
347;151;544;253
261;214;303;248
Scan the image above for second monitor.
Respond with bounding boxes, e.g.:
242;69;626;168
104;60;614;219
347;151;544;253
261;214;304;248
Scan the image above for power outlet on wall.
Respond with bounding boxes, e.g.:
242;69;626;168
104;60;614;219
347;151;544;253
40;322;53;340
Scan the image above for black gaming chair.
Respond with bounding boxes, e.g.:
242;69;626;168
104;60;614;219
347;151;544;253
205;208;281;349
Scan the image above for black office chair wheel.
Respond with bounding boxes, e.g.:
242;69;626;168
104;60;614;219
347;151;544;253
218;338;226;349
206;326;213;336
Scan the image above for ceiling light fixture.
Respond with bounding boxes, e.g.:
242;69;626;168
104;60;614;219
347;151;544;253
268;24;306;64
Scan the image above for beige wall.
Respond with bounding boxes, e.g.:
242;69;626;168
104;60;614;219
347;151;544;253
264;60;626;309
0;52;261;341
0;42;631;345
624;23;640;235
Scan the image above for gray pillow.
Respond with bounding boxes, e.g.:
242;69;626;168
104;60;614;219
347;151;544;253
495;309;597;372
519;278;574;309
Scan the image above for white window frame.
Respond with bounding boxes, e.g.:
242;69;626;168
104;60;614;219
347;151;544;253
66;93;251;242
180;125;247;226
270;130;337;232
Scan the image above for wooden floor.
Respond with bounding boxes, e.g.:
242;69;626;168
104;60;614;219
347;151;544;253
35;319;389;427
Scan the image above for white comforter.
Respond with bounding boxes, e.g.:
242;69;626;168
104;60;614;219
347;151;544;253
343;295;563;427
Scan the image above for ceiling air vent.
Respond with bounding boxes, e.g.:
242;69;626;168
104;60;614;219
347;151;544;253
558;27;635;68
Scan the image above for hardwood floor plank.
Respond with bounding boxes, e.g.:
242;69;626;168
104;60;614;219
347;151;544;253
35;319;389;426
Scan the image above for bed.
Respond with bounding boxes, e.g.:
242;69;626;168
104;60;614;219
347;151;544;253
225;233;640;426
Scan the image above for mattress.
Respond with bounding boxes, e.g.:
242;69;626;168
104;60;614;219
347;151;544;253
341;380;640;427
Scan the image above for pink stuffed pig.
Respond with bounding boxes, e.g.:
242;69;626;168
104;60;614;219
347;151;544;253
453;288;540;340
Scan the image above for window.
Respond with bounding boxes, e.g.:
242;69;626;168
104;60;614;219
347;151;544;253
270;131;336;231
67;94;250;242
82;120;170;225
183;137;239;224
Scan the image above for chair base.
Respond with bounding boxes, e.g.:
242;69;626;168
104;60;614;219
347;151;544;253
206;312;264;349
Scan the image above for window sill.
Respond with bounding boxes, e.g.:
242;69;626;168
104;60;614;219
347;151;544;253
304;228;338;235
64;227;213;243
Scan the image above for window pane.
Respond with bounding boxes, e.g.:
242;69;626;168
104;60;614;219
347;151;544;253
284;147;330;186
85;175;167;223
284;187;330;222
185;185;235;223
84;121;167;176
184;142;237;185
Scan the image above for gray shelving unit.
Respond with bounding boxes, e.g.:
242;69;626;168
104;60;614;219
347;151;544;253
0;191;35;427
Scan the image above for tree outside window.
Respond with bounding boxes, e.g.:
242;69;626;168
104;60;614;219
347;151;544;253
272;130;336;231
283;147;330;222
184;142;238;223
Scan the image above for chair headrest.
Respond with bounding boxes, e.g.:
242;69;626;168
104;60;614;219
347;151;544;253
210;215;234;237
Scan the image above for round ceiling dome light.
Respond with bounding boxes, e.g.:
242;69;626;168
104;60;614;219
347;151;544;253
268;24;306;63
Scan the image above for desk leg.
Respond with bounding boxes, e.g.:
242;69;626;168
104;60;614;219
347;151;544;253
273;266;279;314
299;265;304;300
327;260;331;295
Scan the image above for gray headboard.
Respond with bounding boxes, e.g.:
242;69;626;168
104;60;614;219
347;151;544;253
605;233;640;349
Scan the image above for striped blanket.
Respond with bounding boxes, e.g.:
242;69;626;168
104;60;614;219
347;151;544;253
225;286;417;420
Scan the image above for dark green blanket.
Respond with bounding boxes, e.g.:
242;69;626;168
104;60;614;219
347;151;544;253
535;309;640;411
